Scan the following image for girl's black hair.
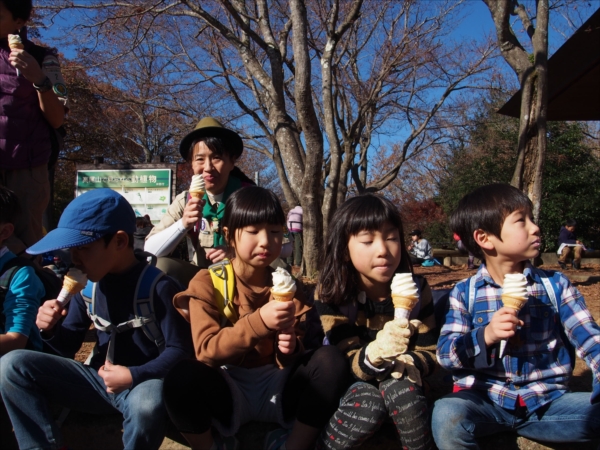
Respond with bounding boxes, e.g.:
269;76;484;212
189;136;255;186
1;0;33;22
450;183;533;260
222;186;285;247
318;193;413;306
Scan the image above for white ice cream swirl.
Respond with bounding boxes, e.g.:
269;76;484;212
503;273;527;298
272;267;296;294
391;273;418;297
8;34;23;48
189;174;205;192
66;268;87;285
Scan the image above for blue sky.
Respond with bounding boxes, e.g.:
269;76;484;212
35;1;599;172
39;1;600;76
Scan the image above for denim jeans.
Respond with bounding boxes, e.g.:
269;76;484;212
431;389;600;450
0;350;166;450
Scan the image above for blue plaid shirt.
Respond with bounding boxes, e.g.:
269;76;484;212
437;262;600;412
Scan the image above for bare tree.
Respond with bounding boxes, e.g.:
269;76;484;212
39;0;494;274
481;0;549;221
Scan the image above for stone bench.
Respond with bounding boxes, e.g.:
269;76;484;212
433;249;600;267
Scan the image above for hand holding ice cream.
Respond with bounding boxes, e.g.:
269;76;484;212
259;268;297;333
497;272;528;357
57;268;88;306
184;174;205;230
8;34;23;76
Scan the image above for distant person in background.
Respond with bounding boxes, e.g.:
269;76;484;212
0;0;68;255
557;219;586;270
287;205;303;266
145;117;254;287
407;229;432;266
134;216;154;252
47;255;67;279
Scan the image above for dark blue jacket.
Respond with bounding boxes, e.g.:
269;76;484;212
558;226;577;246
44;260;193;388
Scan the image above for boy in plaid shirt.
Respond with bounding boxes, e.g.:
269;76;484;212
432;184;599;449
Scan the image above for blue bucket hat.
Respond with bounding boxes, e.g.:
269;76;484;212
27;189;136;255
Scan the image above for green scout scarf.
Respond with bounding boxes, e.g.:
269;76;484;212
201;176;242;247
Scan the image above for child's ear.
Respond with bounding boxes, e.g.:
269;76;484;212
0;222;15;242
113;231;130;250
222;227;230;245
473;228;495;251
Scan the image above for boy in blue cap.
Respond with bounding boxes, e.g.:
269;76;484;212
432;184;599;448
0;189;193;449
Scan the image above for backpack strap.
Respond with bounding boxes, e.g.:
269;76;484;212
533;267;576;366
0;263;21;289
82;281;113;332
82;266;166;363
208;258;238;326
133;265;165;352
0;263;22;329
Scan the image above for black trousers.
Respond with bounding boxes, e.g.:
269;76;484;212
163;346;351;435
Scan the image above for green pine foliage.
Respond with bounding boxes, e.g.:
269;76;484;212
437;97;600;252
539;123;600;251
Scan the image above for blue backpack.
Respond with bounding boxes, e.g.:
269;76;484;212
81;265;165;362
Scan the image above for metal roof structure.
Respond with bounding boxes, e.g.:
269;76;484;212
498;8;600;121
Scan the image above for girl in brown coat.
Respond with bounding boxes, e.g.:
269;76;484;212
163;186;349;450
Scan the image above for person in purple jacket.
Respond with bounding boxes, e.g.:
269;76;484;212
0;0;67;255
557;219;585;270
0;189;193;450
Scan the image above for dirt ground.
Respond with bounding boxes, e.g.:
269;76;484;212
1;262;599;450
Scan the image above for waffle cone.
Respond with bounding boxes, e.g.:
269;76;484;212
9;43;24;50
501;295;527;312
392;294;419;311
63;276;85;294
271;290;295;302
189;190;205;199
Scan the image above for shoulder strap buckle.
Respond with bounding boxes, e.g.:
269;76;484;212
208;258;238;325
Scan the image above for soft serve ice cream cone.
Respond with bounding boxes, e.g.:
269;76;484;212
391;273;419;320
8;34;24;50
498;272;528;358
189;174;205;199
8;34;24;76
271;267;296;302
502;273;528;312
57;268;88;306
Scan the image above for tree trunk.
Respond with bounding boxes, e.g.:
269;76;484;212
484;0;548;224
290;0;324;276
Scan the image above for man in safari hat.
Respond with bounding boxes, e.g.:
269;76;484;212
145;117;255;285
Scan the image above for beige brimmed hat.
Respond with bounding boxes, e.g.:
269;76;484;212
179;117;244;160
